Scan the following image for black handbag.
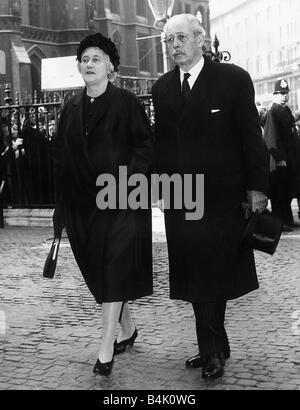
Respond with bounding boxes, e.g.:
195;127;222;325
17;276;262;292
240;209;283;255
43;235;61;279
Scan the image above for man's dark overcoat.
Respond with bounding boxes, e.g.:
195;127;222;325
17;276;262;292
54;82;154;304
152;57;269;303
264;103;300;198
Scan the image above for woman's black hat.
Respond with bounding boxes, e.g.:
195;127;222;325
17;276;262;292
77;32;120;72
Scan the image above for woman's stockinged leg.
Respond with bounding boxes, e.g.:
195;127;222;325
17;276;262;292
117;302;136;343
99;302;123;363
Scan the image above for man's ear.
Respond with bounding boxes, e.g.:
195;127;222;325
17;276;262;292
198;33;205;48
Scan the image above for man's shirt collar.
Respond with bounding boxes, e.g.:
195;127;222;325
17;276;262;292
180;57;204;90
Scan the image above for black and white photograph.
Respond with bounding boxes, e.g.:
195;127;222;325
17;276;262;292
0;0;299;394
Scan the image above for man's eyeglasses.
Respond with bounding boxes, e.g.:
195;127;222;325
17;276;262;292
166;32;202;46
167;34;189;46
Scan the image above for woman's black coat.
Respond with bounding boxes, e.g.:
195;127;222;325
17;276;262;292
54;82;154;304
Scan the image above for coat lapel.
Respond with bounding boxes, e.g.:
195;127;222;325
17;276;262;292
71;82;115;138
87;82;115;136
72;89;85;137
181;56;215;122
160;66;183;118
162;57;216;122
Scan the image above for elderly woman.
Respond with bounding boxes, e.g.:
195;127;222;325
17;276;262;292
53;33;154;375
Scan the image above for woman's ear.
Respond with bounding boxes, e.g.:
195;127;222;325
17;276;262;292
77;62;82;75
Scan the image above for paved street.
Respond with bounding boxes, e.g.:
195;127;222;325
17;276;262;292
0;209;299;391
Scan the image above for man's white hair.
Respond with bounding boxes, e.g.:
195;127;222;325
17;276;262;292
164;13;206;36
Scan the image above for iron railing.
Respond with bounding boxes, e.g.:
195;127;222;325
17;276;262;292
0;83;154;217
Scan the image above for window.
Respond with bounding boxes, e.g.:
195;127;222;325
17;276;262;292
0;50;5;74
246;58;250;72
256;84;264;95
268;82;273;93
268;52;272;71
196;10;203;24
279;50;283;63
156;38;163;73
110;0;120;15
185;4;191;14
113;31;122;58
256;56;261;74
29;0;41;27
138;33;151;72
136;0;147;17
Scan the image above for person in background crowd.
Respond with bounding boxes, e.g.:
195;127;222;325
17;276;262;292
0;118;7;227
52;33;154;376
10;122;27;204
264;79;300;231
48;118;57;141
294;111;300;219
0;119;12;206
256;102;267;130
152;14;269;380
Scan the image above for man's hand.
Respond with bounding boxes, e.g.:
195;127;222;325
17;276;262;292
247;190;268;214
12;138;23;150
276;160;287;168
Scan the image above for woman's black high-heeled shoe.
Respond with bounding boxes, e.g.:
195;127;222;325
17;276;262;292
114;328;138;355
93;358;114;376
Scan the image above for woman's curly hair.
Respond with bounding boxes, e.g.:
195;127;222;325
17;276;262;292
76;33;120;72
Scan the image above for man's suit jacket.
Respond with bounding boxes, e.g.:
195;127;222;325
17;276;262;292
152;57;269;303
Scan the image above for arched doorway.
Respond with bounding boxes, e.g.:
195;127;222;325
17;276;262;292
28;46;48;99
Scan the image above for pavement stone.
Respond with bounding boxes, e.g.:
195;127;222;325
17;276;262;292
0;208;300;390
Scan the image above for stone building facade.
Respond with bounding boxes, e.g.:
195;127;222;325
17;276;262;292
0;0;211;103
211;0;300;111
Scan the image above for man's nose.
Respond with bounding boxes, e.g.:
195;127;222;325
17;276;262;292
173;37;181;47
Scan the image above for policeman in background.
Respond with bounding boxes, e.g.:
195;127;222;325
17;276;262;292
264;79;300;231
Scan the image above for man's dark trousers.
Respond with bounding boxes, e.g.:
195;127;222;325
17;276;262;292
192;302;229;355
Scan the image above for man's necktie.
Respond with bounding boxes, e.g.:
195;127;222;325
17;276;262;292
182;72;191;102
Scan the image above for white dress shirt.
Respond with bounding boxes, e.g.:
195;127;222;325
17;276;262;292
180;57;205;90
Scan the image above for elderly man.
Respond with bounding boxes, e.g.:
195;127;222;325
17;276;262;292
152;14;269;380
264;79;300;231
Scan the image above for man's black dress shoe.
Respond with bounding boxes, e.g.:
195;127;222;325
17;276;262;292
202;353;225;380
185;353;205;368
114;328;138;355
93;358;114;376
185;346;230;369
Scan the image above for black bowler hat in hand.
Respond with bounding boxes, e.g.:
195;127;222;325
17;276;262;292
240;210;283;255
